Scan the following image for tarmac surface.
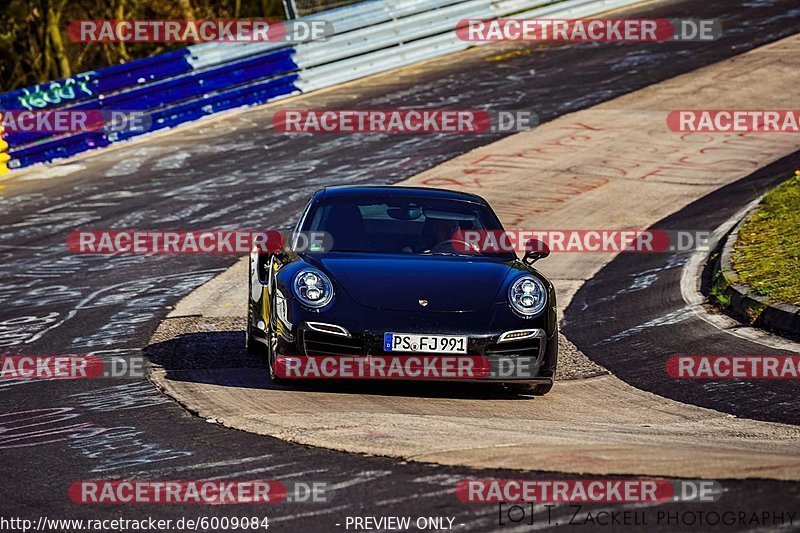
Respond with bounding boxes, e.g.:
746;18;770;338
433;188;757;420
151;33;800;480
1;0;799;530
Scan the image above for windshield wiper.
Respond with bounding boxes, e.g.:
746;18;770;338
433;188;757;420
424;251;477;257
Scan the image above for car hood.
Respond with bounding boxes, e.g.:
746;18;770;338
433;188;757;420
312;253;513;312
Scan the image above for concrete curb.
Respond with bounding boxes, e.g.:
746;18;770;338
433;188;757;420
711;202;800;338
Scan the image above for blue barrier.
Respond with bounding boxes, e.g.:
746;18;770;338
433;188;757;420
0;49;194;112
9;72;300;169
4;48;298;148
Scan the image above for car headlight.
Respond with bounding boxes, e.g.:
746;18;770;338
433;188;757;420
293;268;334;308
508;275;547;316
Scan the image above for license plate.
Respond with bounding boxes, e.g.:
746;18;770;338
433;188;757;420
383;333;467;354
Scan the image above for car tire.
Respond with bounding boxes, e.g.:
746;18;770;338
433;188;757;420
246;266;264;355
246;329;266;356
261;298;284;385
267;329;286;385
245;296;266;356
507;382;553;396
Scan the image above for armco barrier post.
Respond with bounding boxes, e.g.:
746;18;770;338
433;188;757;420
283;0;299;19
0;114;9;175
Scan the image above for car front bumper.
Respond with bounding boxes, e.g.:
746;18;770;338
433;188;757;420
273;320;557;383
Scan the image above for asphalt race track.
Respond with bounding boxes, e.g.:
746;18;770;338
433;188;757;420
564;154;800;425
1;0;800;531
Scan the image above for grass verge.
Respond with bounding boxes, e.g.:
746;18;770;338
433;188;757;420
732;171;800;306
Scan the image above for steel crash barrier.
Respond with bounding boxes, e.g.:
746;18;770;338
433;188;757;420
0;0;642;170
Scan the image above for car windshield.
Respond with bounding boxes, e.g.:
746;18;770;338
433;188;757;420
301;195;512;257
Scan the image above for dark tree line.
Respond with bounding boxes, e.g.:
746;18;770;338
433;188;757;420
0;0;287;92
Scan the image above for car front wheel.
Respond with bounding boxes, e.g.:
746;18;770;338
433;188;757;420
266;328;285;384
506;382;553;396
245;303;265;356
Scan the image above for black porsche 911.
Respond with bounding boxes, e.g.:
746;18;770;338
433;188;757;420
246;186;557;395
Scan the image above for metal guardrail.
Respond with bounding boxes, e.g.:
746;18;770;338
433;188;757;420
1;0;646;170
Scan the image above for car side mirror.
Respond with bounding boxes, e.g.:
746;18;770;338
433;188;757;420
269;247;288;262
258;231;289;261
252;233;285;283
522;239;550;265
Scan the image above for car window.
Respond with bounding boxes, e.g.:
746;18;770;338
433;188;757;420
303;196;510;257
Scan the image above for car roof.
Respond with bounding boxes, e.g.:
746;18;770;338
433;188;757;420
316;185;487;204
